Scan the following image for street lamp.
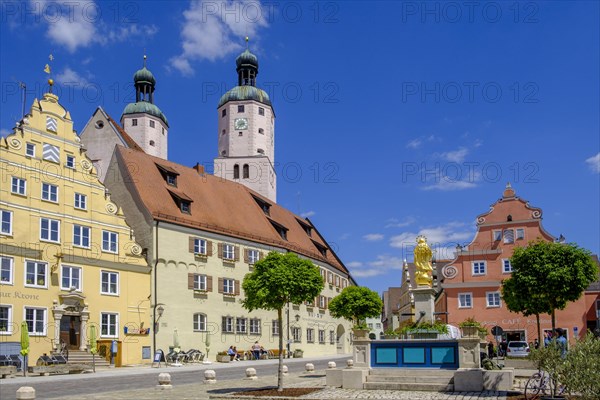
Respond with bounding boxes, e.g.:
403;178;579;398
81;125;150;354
153;303;165;353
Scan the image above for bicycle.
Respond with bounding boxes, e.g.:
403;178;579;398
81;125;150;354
524;369;567;399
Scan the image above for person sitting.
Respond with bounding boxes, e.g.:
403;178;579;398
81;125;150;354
232;346;241;361
227;346;237;361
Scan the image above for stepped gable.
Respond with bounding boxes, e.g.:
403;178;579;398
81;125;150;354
115;146;347;274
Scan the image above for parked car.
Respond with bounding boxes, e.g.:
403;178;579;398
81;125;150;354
506;341;530;358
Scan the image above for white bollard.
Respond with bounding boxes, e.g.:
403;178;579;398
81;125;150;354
282;365;288;375
16;387;36;400
328;361;337;369
245;367;258;380
305;363;315;373
346;359;354;368
156;372;172;390
204;369;217;384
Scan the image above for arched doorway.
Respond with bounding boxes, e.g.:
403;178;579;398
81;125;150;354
336;324;347;354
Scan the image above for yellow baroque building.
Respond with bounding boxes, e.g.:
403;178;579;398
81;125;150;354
0;92;151;367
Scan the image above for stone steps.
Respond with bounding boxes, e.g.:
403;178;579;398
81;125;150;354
64;351;110;368
365;368;454;391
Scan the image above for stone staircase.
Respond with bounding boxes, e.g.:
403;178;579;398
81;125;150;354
364;368;455;391
65;350;110;368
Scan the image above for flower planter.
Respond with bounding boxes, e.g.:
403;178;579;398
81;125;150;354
293;350;303;358
352;329;370;339
216;355;230;363
383;335;397;340
461;326;479;337
410;330;438;340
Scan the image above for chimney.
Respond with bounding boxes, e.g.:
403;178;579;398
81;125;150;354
193;163;204;175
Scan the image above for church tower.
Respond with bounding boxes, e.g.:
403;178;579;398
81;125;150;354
121;56;169;159
214;41;277;202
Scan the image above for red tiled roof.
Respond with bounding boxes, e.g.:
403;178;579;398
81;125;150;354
114;146;348;274
105;114;144;152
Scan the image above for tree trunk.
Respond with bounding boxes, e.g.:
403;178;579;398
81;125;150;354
551;308;556;336
277;307;283;392
536;314;541;344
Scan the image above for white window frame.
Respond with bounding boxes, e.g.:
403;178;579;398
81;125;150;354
25;260;47;288
194;274;207;291
100;270;119;296
235;317;247;333
486;291;501;308
24;307;47;336
100;312;119;338
102;230;118;253
40;217;60;243
472;261;486;276
0;304;12;334
502;259;512;273
61;265;82;291
1;256;14;285
223;244;235;260
493;230;502;241
194;238;207;255
248;249;260;264
1;210;13;236
516;228;525;240
73;225;91;248
272;320;279;336
503;228;515;244
26;142;35;157
292;326;301;342
41;182;59;202
223;278;235;294
193;313;207;332
249;318;261;334
222;316;234;333
319;296;326;308
66;154;75;169
329;330;335;344
11;177;26;195
458;293;473;309
74;193;87;210
318;329;325;344
307;328;314;343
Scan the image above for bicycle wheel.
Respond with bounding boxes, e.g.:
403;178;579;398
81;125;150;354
524;373;549;399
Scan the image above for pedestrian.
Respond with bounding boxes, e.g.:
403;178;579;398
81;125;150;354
534;338;539;350
556;329;567;358
487;341;494;358
227;345;236;361
544;331;552;347
252;341;262;360
232;346;240;361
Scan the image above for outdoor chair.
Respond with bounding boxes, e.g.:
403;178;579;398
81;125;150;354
8;355;22;370
51;355;68;364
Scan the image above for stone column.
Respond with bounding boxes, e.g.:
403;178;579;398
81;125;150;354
52;305;63;351
352;335;371;368
412;286;436;323
79;308;89;351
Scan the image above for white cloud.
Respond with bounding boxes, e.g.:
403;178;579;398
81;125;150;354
440;147;469;163
585;153;600;173
406;139;422;149
385;217;416;228
368;255;405;269
389;222;473;254
346;261;363;268
421;171;481;191
339;233;351;240
171;0;268;76
300;211;316;218
363;233;384;242
55;67;89;86
33;1;157;52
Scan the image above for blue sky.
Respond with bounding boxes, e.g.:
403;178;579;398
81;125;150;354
1;1;599;294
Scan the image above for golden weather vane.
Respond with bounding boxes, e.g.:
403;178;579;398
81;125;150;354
44;53;54;93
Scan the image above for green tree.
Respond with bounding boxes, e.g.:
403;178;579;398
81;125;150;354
328;286;383;328
242;252;323;391
502;240;598;337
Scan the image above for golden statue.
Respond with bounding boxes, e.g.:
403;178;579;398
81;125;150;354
414;236;433;287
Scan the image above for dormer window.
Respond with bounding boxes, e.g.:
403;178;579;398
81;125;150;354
269;219;288;240
167;189;193;215
156;163;179;187
296;218;312;237
252;195;271;216
312;240;327;258
180;201;191;214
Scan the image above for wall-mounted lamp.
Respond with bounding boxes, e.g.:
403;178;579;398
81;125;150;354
157;305;164;320
295;314;300;322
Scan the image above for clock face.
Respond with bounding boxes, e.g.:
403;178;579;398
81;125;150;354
234;118;248;130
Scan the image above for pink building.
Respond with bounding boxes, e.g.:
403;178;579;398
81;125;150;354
436;184;599;343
